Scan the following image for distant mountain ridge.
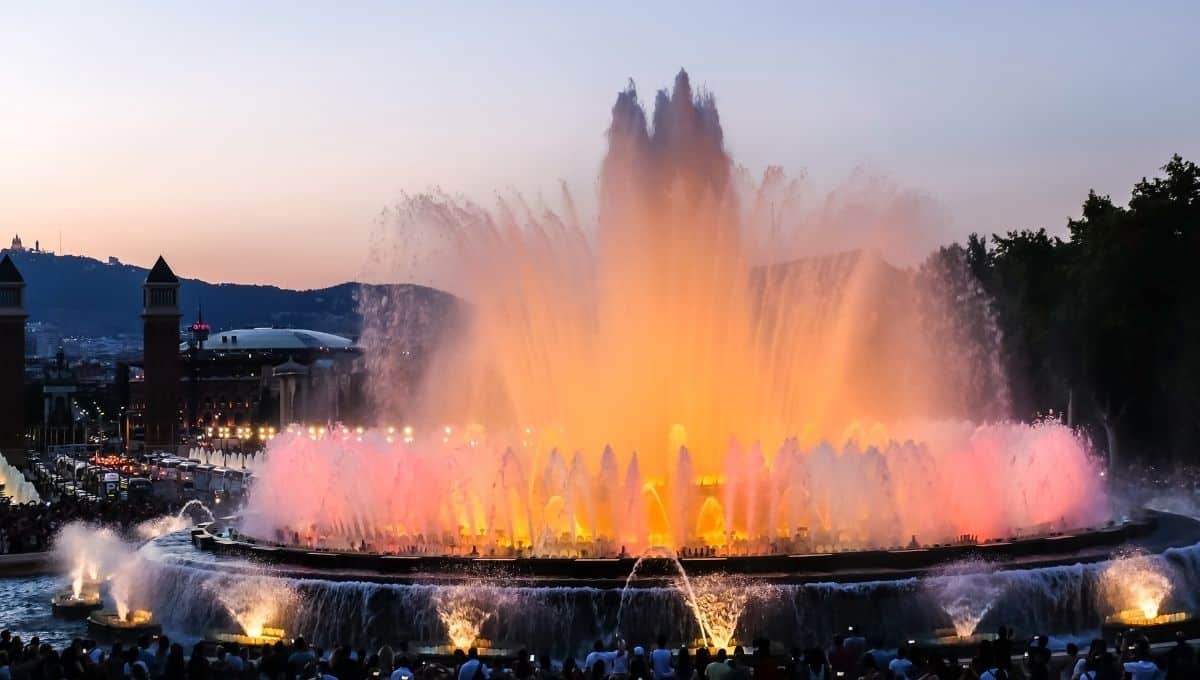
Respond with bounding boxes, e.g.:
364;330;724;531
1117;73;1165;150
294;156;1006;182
4;250;453;338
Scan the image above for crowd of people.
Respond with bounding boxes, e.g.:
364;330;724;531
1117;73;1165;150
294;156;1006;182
0;486;169;555
0;628;1196;680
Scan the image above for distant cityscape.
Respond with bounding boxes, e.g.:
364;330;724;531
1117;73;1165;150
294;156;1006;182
0;234;451;460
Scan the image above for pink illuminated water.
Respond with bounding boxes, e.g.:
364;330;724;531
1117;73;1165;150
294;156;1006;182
243;70;1109;555
243;420;1106;556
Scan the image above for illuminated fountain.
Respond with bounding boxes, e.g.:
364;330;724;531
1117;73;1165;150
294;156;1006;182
51;523;129;618
113;70;1200;655
245;70;1109;557
682;574;769;650
207;577;295;646
244;422;1107;557
0;456;39;504
1100;552;1184;626
137;500;218;540
432;582;514;652
87;554;163;640
927;559;1006;641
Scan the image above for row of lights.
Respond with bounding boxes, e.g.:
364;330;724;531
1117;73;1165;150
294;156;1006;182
284;424;498;449
204;425;278;442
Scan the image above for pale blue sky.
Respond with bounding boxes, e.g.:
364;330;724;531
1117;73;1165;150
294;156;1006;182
2;1;1197;287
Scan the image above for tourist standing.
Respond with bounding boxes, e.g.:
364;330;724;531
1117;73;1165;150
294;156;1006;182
375;646;394;680
692;649;711;680
388;657;413;680
1165;632;1195;677
729;648;749;680
650;637;673;680
1121;640;1163;680
886;647;912;680
457;649;490;680
674;648;692;680
703;651;731;680
748;645;774;680
161;645;183;680
1055;643;1078;680
629;648;648;680
151;637;169;680
288;639;318;680
187;644;211;680
610;641;630;680
799;649;828;680
259;643;286;680
827;637;854;678
104;645;124;680
585;642;616;678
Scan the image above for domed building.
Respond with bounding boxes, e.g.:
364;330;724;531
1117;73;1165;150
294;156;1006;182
182;324;364;436
128;316;366;449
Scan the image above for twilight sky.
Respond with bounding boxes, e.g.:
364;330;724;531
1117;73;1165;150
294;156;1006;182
2;1;1197;289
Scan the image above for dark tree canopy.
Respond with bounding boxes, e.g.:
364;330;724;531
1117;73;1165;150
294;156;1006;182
965;155;1200;467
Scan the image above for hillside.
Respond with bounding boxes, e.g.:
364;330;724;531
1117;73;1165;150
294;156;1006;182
4;250;454;339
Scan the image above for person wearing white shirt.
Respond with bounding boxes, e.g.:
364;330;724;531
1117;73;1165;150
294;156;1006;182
1123;641;1164;680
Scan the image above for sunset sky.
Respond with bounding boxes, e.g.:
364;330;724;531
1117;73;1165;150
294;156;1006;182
3;1;1197;289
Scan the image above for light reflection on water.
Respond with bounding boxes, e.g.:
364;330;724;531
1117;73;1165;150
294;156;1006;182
0;575;86;647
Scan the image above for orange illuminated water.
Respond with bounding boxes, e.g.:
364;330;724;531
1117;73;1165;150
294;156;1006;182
1100;552;1173;622
245;71;1108;555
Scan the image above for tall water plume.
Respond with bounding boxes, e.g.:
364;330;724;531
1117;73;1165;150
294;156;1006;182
362;70;1007;471
52;523;132;598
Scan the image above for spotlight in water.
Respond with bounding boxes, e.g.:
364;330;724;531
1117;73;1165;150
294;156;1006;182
433;583;510;650
1101;551;1173;623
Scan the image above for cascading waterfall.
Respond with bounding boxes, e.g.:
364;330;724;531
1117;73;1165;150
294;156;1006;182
127;530;1200;654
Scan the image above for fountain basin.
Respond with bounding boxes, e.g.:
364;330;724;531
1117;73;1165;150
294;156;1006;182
87;610;162;642
1101;611;1200;645
189;514;1168;586
210;627;288;648
51;588;103;618
129;511;1200;655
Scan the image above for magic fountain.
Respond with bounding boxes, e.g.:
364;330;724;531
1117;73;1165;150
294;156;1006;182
101;71;1200;654
243;72;1108;557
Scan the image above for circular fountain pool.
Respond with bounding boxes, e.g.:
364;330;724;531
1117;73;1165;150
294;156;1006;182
112;511;1200;654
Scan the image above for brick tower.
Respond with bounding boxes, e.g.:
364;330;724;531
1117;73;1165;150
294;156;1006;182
0;255;26;456
142;256;181;450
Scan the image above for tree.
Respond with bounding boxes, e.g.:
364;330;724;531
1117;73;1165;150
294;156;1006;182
962;156;1200;468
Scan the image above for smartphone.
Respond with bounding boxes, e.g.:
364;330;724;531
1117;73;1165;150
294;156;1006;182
529;655;536;663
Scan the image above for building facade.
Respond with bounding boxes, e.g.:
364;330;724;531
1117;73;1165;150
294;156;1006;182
141;256;181;449
128;318;365;450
